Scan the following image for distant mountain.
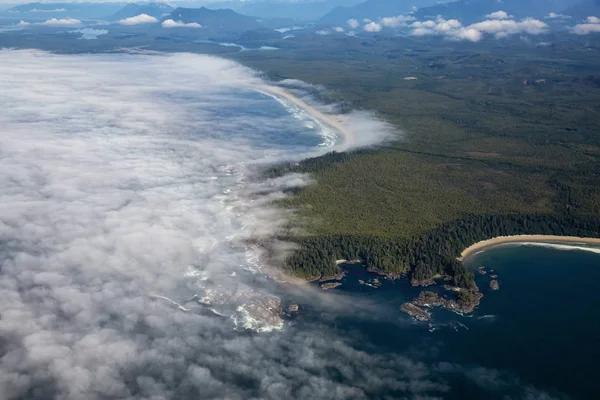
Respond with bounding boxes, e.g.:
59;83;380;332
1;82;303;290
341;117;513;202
108;2;173;21
5;2;127;19
232;0;364;21
414;0;578;23
318;0;439;25
165;7;264;33
563;0;600;20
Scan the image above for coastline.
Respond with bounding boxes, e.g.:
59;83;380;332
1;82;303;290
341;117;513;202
251;83;354;150
459;235;600;261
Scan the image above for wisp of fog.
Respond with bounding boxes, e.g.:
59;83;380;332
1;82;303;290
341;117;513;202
0;50;419;400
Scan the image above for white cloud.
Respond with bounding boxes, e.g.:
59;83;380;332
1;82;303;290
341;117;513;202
588;16;600;24
412;20;437;29
467;18;548;38
572;16;600;34
316;29;329;35
0;49;404;400
408;16;547;42
363;21;382;32
546;12;570;19
380;15;415;28
435;19;462;32
31;8;67;13
41;18;81;26
485;11;512;20
450;27;483;42
118;14;158;26
347;18;359;29
18;20;30;26
161;19;201;28
333;26;345;32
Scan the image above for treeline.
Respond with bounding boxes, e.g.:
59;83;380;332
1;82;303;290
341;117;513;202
262;151;365;178
282;214;600;288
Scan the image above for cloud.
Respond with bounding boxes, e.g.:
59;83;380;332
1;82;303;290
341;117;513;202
118;14;158;26
408;16;547;42
380;14;415;28
316;29;329;35
18;20;30;26
546;12;570;20
0;49;402;400
333;26;345;32
363;21;382;32
41;18;81;26
347;18;359;29
161;19;202;28
468;18;548;38
572;16;600;34
31;8;67;12
588;16;600;24
450;27;483;42
485;11;512;20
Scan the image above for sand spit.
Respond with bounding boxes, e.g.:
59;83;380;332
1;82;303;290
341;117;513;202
459;235;600;261
251;83;354;150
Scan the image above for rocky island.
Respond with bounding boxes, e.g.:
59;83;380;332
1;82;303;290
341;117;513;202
400;286;484;322
320;282;342;290
489;280;500;290
400;303;431;322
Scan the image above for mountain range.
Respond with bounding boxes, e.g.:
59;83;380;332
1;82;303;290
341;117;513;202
319;0;440;25
108;2;173;21
413;0;580;23
165;7;265;33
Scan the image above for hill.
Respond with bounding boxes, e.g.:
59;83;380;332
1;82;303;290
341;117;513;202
414;0;578;23
5;2;126;19
563;0;600;20
165;7;264;33
217;0;364;21
108;2;173;21
318;0;438;25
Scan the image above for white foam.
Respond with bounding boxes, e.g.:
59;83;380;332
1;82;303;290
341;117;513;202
512;242;600;254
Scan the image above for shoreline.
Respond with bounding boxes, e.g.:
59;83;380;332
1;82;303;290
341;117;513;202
459;235;600;261
251;83;354;150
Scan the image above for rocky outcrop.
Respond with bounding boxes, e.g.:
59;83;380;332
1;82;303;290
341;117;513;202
400;303;431;322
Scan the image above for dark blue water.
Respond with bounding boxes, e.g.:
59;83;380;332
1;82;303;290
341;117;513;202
278;245;600;399
161;89;328;150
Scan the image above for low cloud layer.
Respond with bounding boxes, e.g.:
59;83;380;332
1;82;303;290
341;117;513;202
41;18;81;26
0;50;403;400
572;16;600;34
363;21;382;32
162;19;202;28
119;13;158;25
334;11;553;42
485;10;513;20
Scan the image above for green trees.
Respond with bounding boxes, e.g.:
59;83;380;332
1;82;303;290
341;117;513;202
282;214;600;288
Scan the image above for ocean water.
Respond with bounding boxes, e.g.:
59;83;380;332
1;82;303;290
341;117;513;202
271;244;600;399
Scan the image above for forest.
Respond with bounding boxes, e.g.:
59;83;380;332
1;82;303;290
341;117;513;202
280;214;600;288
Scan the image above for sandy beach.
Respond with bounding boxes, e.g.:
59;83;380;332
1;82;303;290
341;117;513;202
459;235;600;261
251;83;354;150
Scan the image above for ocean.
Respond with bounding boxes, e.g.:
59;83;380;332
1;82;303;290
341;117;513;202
277;244;600;399
2;50;597;399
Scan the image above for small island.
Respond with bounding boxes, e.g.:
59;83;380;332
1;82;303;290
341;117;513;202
489;280;500;290
320;282;342;290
